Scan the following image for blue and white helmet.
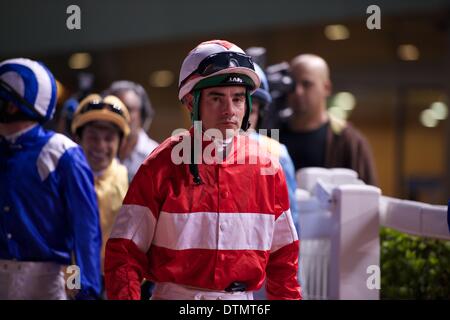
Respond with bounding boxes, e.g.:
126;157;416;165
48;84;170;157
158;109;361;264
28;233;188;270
252;63;272;107
0;58;57;123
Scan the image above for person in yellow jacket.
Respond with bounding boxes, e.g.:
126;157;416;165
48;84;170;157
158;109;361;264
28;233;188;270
71;94;130;274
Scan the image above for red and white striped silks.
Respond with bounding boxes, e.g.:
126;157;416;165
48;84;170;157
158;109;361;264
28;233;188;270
105;130;301;300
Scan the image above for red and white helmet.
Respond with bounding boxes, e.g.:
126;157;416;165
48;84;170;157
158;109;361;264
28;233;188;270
178;40;261;101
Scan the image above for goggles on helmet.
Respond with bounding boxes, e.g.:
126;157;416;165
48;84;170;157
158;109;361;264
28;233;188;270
180;52;255;89
79;100;126;119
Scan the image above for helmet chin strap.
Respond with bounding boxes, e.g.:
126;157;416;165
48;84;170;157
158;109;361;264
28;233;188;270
0;79;46;123
188;80;254;186
241;91;252;131
0;105;35;123
190;89;252;131
189;90;203;185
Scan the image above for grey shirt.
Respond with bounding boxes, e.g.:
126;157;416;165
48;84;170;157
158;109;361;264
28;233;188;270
122;129;158;181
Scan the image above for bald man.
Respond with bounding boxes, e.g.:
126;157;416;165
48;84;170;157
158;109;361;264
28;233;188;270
279;54;378;185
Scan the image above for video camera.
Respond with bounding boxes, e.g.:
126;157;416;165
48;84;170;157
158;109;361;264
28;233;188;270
245;47;296;129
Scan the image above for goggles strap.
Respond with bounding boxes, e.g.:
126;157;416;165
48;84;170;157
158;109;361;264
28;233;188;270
0;79;44;122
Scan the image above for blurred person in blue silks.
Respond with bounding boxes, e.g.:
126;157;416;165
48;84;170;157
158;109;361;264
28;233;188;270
248;63;300;233
248;63;302;299
0;58;102;300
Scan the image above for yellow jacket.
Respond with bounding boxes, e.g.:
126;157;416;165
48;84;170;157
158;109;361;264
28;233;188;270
94;158;128;272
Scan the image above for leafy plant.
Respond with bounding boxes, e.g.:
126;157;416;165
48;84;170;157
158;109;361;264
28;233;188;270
380;227;450;299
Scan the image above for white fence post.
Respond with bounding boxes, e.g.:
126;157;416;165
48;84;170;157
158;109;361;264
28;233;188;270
328;185;381;299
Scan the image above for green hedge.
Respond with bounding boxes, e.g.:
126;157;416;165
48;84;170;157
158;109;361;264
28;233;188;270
380;227;450;299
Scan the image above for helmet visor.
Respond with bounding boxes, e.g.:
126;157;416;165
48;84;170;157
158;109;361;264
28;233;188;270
180;52;255;88
80;100;126;118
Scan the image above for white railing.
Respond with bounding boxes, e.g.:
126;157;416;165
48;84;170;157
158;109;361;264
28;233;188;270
379;196;449;241
296;167;449;300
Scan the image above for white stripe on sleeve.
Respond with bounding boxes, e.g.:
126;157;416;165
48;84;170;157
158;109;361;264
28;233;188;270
109;204;156;253
271;209;298;253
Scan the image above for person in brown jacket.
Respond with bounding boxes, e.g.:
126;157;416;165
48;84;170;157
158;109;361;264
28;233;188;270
279;54;378;186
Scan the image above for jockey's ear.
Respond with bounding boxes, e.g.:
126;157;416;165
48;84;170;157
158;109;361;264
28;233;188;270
182;93;194;113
